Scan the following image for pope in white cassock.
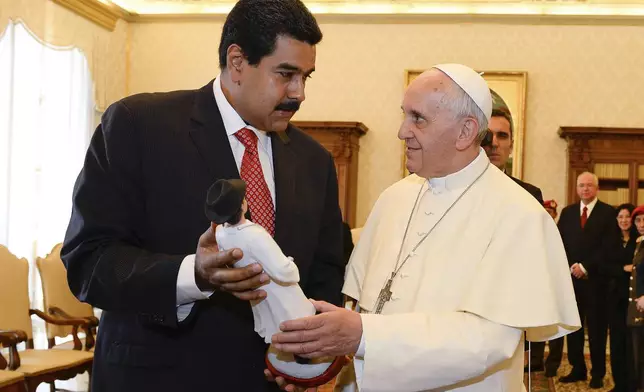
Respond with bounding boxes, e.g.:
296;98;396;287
269;63;581;392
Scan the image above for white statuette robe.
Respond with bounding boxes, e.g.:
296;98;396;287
216;221;316;343
337;149;580;392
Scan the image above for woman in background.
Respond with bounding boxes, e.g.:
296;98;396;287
609;204;636;392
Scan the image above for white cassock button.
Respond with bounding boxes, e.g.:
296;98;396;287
631;276;634;281
629;298;633;302
425;211;433;215
418;232;427;236
409;251;417;257
400;273;409;278
630;287;633;291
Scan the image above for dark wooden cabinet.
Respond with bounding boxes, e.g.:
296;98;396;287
559;127;644;206
292;121;367;228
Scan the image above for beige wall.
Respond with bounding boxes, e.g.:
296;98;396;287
129;19;644;226
1;0;128;111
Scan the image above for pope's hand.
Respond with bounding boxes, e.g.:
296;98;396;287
264;369;317;392
194;224;269;300
272;300;362;358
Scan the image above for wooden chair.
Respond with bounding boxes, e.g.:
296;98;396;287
0;245;93;392
0;332;26;392
36;244;97;352
0;370;26;392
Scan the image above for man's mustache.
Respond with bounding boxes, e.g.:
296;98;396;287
274;101;300;112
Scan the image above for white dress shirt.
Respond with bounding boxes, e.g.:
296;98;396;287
580;197;598;217
175;76;276;321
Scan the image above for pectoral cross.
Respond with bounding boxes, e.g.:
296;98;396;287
375;273;395;314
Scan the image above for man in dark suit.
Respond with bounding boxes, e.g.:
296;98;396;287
548;171;618;389
482;89;543;205
61;1;345;391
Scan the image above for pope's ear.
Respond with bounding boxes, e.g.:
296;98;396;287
455;117;479;150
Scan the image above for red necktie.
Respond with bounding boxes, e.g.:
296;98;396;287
235;128;275;236
581;206;588;229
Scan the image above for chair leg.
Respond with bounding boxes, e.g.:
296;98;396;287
27;379;39;392
49;381;55;392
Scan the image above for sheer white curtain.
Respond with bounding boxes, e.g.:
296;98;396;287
0;19;94;309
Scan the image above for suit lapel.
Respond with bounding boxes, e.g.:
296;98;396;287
271;129;298;246
585;201;604;230
188;81;240;182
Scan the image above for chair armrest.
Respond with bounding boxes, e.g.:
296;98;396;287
0;331;18;347
0;330;27;346
30;309;88;326
86;316;100;328
49;307;99;328
30;309;85;350
0;330;26;370
47;307;98;351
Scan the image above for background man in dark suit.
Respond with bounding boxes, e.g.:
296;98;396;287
482;89;543;205
549;171;618;389
61;1;345;391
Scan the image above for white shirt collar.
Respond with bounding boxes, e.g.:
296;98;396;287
223;221;254;230
426;148;490;194
581;197;598;215
213;75;270;151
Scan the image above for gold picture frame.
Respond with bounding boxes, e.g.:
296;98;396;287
402;70;528;179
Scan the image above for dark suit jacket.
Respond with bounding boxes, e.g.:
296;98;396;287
557;200;619;280
61;81;345;392
509;175;544;205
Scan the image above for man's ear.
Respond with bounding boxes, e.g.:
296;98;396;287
455;117;480;151
227;44;245;83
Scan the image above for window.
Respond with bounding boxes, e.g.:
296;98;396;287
0;19;94;309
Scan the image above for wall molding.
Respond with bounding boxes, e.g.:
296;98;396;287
125;11;644;26
48;0;644;27
50;0;132;30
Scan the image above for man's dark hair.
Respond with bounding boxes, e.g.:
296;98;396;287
617;203;636;216
218;0;323;69
491;109;514;139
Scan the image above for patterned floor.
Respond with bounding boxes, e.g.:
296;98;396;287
524;371;553;392
549;353;615;392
